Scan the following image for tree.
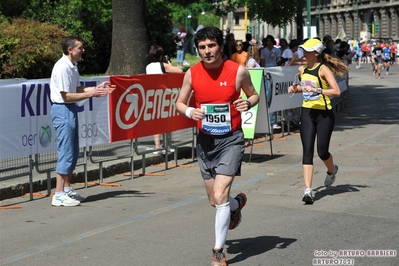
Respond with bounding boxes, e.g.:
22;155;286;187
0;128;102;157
106;0;148;75
108;0;304;75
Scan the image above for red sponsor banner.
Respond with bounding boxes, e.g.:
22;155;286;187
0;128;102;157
109;73;196;142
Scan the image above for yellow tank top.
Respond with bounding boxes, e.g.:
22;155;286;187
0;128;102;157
301;63;331;110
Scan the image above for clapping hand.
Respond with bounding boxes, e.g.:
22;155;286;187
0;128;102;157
93;82;116;97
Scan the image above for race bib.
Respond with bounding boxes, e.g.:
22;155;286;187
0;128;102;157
201;103;231;135
301;80;320;101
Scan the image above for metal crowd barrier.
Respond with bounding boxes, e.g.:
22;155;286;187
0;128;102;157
35;148;88;193
0;155;34;200
0;127;196;200
277;85;349;138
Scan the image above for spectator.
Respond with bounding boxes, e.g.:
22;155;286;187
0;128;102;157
243;33;252;52
50;36;115;207
288;38;349;204
175;26;187;68
223;33;236;59
245;44;261;68
323;39;335;55
336;41;355;66
333;38;342;55
279;38;288;54
260;35;282;130
146;45;183;154
176;26;259;266
230;40;247;66
322;34;332;49
260;35;281;67
283;39;300;66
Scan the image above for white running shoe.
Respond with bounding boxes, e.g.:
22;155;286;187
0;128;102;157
52;193;80;207
302;188;314;204
324;164;338;186
67;189;86;202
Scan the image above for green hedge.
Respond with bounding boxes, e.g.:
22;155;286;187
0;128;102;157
0;18;67;79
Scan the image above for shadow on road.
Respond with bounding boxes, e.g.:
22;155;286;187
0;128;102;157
225;235;297;264
313;184;371;202
84;190;153;202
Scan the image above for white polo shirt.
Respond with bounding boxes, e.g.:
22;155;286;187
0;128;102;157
50;54;80;103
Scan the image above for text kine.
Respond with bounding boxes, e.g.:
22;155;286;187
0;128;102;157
21;81;96;117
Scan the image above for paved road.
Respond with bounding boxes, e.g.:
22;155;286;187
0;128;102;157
1;63;398;266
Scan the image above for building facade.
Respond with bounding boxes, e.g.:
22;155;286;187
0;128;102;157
225;0;399;42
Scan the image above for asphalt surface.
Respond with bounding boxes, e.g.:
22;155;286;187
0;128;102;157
0;63;398;266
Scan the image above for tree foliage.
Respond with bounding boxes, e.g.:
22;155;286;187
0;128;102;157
0;0;305;78
0;18;67;78
174;0;305;27
24;0;113;75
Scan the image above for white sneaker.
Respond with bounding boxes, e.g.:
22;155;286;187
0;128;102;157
67;189;86;202
52;193;80;207
272;124;281;130
324;164;338;186
302;188;314;204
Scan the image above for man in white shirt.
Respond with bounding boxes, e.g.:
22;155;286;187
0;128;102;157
50;35;115;207
282;39;300;66
260;35;281;67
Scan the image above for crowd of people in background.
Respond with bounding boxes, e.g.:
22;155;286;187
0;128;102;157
158;25;399;133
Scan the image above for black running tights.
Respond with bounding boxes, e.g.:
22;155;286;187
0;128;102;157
300;107;335;165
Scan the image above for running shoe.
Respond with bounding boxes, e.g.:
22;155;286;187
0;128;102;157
67;189;86;202
324;164;338;186
229;193;247;230
272;124;281;130
52;193;80;207
302;188;314;205
212;248;228;266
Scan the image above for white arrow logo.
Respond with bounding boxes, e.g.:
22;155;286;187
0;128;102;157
116;83;145;130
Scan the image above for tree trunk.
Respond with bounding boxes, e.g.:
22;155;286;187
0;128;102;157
106;0;148;75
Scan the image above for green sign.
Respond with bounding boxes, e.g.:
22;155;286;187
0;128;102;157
248;25;253;34
367;23;372;32
374;22;380;33
241;69;263;139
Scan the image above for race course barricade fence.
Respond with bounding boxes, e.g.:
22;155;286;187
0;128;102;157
0;67;348;200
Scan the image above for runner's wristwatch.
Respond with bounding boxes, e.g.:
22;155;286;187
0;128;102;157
317;88;322;94
246;100;252;110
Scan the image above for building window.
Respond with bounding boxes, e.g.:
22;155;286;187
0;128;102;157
235;15;239;25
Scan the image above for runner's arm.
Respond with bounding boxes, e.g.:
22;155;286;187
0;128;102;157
176;69;204;121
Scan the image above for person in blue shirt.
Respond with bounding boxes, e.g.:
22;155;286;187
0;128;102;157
355;43;363;69
382;46;391;75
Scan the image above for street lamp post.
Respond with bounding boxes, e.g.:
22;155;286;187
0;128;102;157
185;9;192;31
307;0;311;38
318;0;320;37
356;0;359;39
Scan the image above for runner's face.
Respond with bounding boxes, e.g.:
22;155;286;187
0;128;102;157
197;39;222;64
303;50;317;62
